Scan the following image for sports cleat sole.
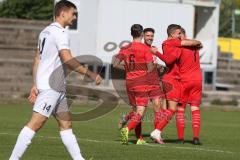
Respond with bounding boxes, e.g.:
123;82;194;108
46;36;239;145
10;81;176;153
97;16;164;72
136;139;147;145
176;139;185;144
192;138;202;145
150;136;165;144
120;128;129;145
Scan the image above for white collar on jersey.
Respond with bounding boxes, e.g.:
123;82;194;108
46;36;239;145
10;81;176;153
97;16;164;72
51;22;65;29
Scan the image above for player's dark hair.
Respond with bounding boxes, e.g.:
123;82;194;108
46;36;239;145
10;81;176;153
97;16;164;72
143;28;155;34
131;24;143;38
181;28;186;35
54;0;77;17
167;24;181;36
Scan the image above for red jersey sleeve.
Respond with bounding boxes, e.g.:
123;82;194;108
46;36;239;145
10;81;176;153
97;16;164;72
156;45;181;65
164;39;181;47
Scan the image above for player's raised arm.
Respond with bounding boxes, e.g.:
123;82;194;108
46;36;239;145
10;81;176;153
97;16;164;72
28;48;40;104
180;28;202;48
59;49;102;85
164;38;202;49
181;39;202;48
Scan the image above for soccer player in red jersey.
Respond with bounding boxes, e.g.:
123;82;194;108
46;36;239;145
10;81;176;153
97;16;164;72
174;28;203;145
150;24;201;144
113;24;161;144
117;27;166;144
143;28;167;129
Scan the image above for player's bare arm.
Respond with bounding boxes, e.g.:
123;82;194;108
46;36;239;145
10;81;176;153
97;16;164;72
59;49;102;85
112;55;125;70
147;61;155;73
112;56;125;70
28;49;40;104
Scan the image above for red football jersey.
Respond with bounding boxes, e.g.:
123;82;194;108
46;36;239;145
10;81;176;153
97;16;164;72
179;47;202;81
169;39;202;81
145;45;162;90
117;42;153;91
161;39;182;80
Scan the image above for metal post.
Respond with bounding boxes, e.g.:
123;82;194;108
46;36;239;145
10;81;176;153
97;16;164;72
104;63;110;86
232;10;236;37
213;70;217;91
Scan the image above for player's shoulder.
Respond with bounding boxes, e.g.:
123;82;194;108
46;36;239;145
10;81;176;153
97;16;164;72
136;43;151;53
44;22;68;37
120;42;132;51
138;42;149;48
163;38;181;46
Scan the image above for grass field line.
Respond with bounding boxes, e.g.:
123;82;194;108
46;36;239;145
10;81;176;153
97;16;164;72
0;132;235;155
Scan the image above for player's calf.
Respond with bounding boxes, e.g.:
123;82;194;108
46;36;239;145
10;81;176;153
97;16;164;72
120;106;145;144
176;104;186;143
55;113;72;131
191;106;201;144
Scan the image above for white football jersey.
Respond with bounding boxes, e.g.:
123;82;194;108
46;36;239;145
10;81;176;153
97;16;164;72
36;22;70;90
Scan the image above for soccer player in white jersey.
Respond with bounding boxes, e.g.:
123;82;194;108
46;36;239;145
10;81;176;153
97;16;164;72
9;1;102;160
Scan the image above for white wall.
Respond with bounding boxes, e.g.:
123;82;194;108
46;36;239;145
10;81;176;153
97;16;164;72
67;0;99;57
95;0;194;63
56;0;219;70
195;6;220;69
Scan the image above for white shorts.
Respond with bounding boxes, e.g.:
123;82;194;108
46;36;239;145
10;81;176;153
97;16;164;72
33;89;69;118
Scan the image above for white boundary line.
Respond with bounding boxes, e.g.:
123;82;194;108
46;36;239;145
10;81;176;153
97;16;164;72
0;132;235;155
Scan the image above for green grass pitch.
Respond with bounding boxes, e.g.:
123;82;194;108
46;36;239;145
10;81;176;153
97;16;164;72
0;101;240;160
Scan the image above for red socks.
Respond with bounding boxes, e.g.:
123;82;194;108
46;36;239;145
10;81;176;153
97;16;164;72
154;109;165;129
176;110;185;139
176;108;201;139
156;109;175;131
192;110;200;138
124;111;135;122
135;122;143;139
127;114;142;131
125;112;143;139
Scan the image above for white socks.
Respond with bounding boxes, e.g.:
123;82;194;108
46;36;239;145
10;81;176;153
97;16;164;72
60;129;85;160
9;126;36;160
9;127;84;160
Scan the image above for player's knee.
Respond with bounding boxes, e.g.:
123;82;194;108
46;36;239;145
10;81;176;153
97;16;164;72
27;118;47;132
153;99;160;105
167;101;178;111
26;112;48;131
177;107;185;111
136;106;145;116
161;102;167;110
191;106;199;111
168;105;177;112
153;104;160;112
177;103;185;111
59;121;72;131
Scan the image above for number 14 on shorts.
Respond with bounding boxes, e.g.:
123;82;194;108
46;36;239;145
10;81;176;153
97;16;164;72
42;103;52;112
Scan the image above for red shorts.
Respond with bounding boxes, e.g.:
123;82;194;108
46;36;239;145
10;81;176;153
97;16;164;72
127;88;163;106
162;78;181;102
180;80;202;107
